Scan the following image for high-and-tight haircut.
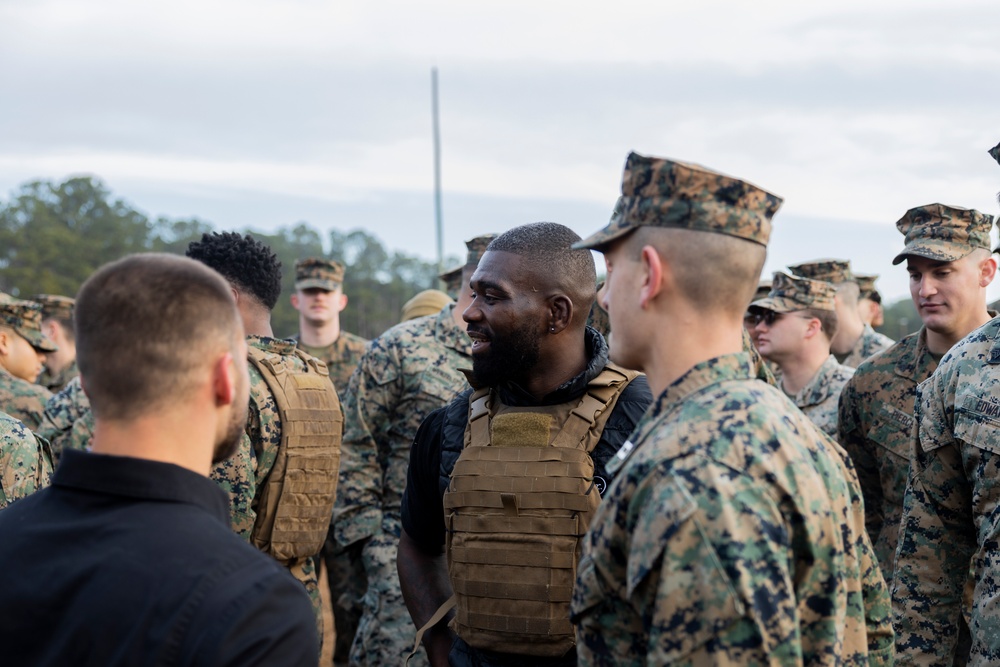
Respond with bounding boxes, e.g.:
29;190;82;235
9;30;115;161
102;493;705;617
76;254;241;421
486;222;597;325
185;232;282;311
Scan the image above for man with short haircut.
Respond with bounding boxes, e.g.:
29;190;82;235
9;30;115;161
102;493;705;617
840;204;996;586
398;224;651;666
37;233;343;638
291;257;369;391
33;294;77;392
0;298;56;429
0;254;318;665
334;234;495;667
884;197;1000;664
750;271;853;436
855;274;886;329
789;259;894;368
570;153;892;665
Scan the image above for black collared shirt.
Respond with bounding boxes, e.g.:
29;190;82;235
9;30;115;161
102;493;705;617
0;449;318;667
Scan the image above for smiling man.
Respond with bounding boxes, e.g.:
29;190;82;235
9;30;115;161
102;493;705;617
838;203;996;585
397;223;650;667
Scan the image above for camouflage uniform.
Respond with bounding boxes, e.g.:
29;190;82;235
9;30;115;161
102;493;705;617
839;329;935;577
842;324;895;369
749;271;852;436
893;318;1000;665
36;375;91;464
297;333;369;391
572;354;893;665
839;203;995;587
0;299;57;430
0;367;52;431
788;259;894;368
0;411;52;509
571;153;893;666
32;294;78;393
333;303;472;667
37;359;78;395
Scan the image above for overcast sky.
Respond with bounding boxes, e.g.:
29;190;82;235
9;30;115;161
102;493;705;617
2;0;999;303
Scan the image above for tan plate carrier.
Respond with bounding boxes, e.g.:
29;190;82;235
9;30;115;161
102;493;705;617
247;346;343;563
438;362;638;657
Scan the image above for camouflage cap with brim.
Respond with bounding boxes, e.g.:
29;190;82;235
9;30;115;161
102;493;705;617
853;273;879;298
750;271;837;313
891;203;993;265
573;152;783;252
438;233;498;279
990;141;1000;166
0;298;57;352
787;259;853;284
753;279;773;302
32;294;75;321
295;257;345;291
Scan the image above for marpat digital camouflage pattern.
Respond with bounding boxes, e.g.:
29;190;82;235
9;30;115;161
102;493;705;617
788;258;855;285
0;367;52;431
296;331;369;392
786;354;854;437
892;203;993;266
0;411;52;509
839;328;937;581
295;256;345;290
751;270;837;313
332;303;471;667
893;316;1000;666
841;325;895;369
573;152;782;252
572;354;894;666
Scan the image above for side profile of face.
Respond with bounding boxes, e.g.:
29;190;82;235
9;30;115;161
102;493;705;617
0;328;45;382
291;287;346;327
599;237;649;372
464;251;546;387
907;253;992;338
753;310;813;362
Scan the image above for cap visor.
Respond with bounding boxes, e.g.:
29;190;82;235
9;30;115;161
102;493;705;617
295;279;340;291
749;296;802;313
892;242;969;266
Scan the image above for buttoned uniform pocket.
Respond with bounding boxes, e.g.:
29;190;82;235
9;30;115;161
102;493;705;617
866;402;917;500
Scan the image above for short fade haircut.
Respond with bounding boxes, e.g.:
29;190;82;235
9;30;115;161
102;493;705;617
185;232;282;310
486;222;597;324
803;307;839;341
631;226;766;314
76;254;241;421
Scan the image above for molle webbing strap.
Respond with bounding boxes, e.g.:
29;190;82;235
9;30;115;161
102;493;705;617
443;362;641;656
247;346;343;562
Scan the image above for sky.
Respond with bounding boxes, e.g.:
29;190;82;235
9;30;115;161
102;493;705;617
1;0;999;303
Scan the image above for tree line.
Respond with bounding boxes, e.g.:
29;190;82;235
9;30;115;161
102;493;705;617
0;176;457;340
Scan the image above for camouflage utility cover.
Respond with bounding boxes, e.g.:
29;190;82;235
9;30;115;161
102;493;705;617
990;141;1000;166
31;294;74;322
571;353;893;665
751;271;836;313
295;257;345;291
0;299;57;352
893;316;1000;665
574;152;782;251
788;258;854;285
892;203;993;266
0;412;52;509
438;234;497;296
854;273;879;299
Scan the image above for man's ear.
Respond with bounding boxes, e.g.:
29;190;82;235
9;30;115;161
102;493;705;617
212;351;237;408
290;293;300;310
0;329;10;357
547;295;573;334
980;256;998;288
639;245;664;308
336;293;348;312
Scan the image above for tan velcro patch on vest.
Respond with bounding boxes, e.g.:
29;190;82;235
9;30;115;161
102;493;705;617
293;374;330;390
490;413;551;447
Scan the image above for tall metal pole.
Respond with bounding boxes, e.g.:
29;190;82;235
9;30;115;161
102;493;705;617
432;67;444;273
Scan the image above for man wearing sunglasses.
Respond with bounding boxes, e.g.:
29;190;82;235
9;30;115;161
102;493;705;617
749;271;853;437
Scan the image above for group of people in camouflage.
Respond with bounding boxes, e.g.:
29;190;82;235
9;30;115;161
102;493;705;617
0;144;999;666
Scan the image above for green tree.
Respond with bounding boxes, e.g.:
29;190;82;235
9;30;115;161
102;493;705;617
879;297;919;341
0;177;152;297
